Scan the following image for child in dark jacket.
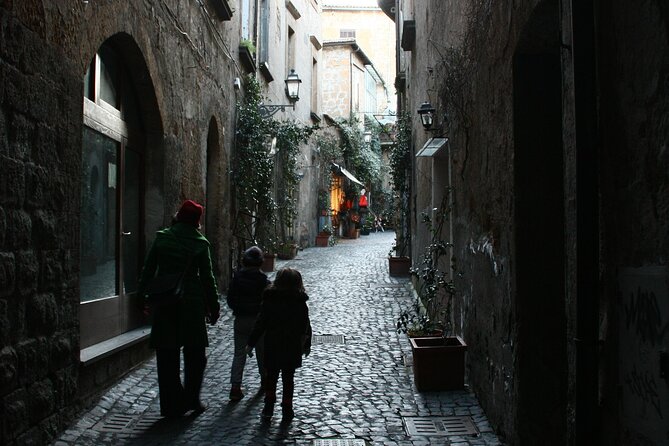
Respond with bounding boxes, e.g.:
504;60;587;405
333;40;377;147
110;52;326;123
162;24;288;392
226;246;271;401
247;268;312;423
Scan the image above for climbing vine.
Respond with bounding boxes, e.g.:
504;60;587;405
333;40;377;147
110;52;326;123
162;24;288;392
233;75;316;254
389;112;412;257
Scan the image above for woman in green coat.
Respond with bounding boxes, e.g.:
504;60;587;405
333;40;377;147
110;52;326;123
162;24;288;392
138;200;221;417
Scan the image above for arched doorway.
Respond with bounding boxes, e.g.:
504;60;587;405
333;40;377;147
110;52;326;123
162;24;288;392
512;0;567;443
79;34;162;349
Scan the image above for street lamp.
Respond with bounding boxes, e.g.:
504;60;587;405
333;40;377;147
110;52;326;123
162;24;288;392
284;69;302;101
417;101;436;130
258;70;302;118
363;130;372;144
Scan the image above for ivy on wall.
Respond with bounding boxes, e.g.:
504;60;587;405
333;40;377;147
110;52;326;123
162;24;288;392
233;75;317;254
389;112;412;257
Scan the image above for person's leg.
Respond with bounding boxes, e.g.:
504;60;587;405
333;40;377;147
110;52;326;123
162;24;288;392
254;333;266;391
280;368;296;422
183;345;207;412
263;368;280;419
156;348;185;417
230;316;254;400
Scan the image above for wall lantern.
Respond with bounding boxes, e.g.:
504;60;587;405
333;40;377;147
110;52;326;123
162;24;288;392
417;101;436;130
285;69;302;101
259;69;302;118
363;130;372;143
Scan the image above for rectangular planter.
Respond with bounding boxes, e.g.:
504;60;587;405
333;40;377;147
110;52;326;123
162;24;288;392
388;256;411;276
315;234;330;247
410;336;467;391
261;253;276;272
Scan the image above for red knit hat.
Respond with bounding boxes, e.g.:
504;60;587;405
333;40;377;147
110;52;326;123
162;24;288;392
176;200;204;225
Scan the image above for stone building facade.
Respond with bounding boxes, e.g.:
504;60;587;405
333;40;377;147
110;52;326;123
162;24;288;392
0;1;245;444
321;40;386;119
242;0;324;248
385;0;669;444
322;0;396;116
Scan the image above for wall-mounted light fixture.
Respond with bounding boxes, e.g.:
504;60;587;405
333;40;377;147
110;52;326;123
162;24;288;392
264;135;278;157
416;101;436;130
259;69;302;118
363;130;372;144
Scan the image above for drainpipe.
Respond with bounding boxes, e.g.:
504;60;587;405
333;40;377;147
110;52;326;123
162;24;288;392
570;1;600;444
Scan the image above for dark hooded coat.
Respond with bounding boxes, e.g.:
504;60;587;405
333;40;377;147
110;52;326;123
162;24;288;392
248;288;312;370
226;268;270;317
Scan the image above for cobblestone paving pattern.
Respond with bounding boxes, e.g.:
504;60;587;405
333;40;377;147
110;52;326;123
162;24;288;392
54;232;505;446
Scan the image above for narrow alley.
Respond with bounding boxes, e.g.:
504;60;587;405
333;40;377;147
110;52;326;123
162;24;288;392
54;232;502;446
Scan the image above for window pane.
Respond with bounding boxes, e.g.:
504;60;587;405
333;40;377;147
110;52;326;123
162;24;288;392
81;126;118;302
242;0;251;40
122;147;141;294
98;46;119;109
83;56;94;100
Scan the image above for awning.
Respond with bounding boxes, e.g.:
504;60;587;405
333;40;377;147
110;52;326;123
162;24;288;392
416;137;448;157
332;163;364;186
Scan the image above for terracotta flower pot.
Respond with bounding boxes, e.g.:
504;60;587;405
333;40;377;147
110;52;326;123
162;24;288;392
315;234;330;247
277;245;298;260
261;253;276;272
410;336;467;391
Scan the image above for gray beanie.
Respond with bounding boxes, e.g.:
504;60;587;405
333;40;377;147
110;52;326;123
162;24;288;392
242;246;264;267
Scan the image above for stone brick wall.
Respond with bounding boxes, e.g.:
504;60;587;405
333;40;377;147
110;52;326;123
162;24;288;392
322;46;354;117
0;1;240;443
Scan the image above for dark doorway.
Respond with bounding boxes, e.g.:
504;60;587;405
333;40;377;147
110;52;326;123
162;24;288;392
513;1;567;444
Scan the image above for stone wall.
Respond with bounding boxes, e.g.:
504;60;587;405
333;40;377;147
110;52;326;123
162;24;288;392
0;1;240;443
598;2;669;444
404;0;669;444
322;46;354;117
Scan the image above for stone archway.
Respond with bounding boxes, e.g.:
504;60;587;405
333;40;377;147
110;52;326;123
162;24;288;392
512;0;567;444
79;32;163;349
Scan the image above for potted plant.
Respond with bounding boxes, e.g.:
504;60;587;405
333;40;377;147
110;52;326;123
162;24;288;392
316;225;332;247
231;75;317;271
239;38;256;72
388;112;412;276
361;215;373;235
318;189;330;216
397;188;466;391
276;240;299;260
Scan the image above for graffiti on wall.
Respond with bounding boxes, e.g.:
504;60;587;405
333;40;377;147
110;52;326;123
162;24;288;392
619;266;669;445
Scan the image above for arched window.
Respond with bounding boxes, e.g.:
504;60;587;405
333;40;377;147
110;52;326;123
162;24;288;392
80;41;145;349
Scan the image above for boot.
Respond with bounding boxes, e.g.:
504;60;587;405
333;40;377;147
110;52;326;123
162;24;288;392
280;401;294;423
229;385;244;402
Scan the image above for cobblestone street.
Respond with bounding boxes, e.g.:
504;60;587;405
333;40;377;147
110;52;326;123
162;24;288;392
54;232;504;446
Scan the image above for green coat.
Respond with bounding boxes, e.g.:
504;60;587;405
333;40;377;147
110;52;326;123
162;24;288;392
138;223;220;349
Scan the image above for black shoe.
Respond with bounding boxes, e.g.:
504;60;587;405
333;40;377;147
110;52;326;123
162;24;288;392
229;386;244;402
280;405;294;424
261;403;274;420
188;401;207;414
161;407;186;418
